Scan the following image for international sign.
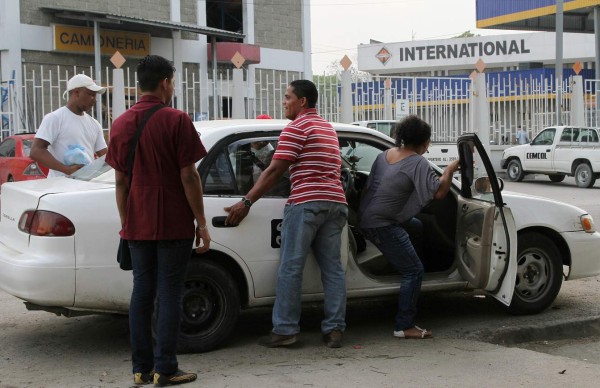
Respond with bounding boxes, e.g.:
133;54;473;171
52;24;150;57
395;99;409;119
376;47;392;65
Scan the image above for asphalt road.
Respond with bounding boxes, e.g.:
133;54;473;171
1;175;600;387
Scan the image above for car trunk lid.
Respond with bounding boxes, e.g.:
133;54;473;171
0;178;113;253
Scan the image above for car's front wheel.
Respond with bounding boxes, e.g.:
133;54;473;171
507;232;563;315
506;159;525;182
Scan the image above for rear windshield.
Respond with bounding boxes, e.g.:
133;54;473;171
68;156;113;181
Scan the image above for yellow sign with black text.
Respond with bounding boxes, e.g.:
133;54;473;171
53;24;150;57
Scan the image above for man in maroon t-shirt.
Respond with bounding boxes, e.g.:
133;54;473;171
106;55;209;387
225;80;348;349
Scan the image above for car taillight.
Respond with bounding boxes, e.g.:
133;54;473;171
18;210;75;236
23;162;45;176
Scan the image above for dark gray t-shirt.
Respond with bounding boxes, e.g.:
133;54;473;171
359;151;441;228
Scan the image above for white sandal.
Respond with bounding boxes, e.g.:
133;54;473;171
393;325;433;339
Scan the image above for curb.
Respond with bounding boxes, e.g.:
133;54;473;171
463;315;600;345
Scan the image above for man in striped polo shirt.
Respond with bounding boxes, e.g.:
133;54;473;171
225;79;348;348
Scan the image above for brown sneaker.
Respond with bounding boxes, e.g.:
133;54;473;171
258;332;297;348
133;370;154;385
323;329;343;348
153;369;197;386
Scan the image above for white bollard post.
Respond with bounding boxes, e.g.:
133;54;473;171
340;70;353;123
231;68;245;119
571;75;585;126
111;68;126;122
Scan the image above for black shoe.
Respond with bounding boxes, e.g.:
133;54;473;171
323;329;343;348
133;370;154;385
258;332;297;348
153;369;197;386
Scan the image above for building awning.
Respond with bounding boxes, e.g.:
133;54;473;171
41;6;244;40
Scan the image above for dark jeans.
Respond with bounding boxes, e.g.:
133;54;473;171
362;218;425;331
128;239;193;375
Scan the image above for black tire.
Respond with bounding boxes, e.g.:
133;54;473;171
506;159;525;182
153;260;240;353
507;233;563;315
548;174;565;183
574;163;596;188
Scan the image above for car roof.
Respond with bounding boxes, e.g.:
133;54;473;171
193;119;389;148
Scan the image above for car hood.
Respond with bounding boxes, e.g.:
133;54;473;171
502;144;529;156
502;190;589;232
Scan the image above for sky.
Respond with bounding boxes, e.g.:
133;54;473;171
310;0;521;74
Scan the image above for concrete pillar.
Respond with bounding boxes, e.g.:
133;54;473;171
471;72;491;175
197;0;209;120
0;0;23;133
231;68;245;119
172;30;184;110
243;0;256;118
301;0;312;79
384;79;392;120
111;69;126;123
570;75;585;126
340;69;353;123
94;21;103;124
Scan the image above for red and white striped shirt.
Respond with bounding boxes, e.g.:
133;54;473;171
273;108;347;205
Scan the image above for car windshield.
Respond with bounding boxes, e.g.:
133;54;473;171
68;155;113;181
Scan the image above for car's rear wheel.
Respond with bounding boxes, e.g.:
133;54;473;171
507;233;563;315
506;159;525;182
152;259;240;353
574;163;596;188
548;174;565;183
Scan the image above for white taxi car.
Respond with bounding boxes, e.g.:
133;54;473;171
0;120;599;353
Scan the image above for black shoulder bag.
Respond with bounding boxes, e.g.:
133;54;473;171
117;104;166;270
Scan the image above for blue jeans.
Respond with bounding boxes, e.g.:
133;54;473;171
362;218;425;331
273;201;348;335
128;239;193;375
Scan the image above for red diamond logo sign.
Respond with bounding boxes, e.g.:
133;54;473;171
376;47;392;65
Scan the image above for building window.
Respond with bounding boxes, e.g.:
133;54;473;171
206;0;243;40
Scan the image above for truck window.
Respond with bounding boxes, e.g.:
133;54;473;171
577;129;599;143
531;128;556;146
560;128;573;142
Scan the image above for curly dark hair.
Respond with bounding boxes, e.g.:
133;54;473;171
393;115;432;147
136;55;176;92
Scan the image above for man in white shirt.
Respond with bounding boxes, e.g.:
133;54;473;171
31;74;108;177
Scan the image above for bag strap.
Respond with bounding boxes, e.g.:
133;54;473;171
125;104;166;186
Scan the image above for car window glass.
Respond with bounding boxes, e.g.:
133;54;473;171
376;123;392;136
0;138;15;157
531;128;556;146
559;128;572;142
339;138;385;172
204;136;289;197
577;128;599;143
22;139;33;156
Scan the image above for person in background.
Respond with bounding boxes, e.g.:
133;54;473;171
225;80;349;349
106;55;210;387
516;126;528;144
359;115;459;340
30;74;107;177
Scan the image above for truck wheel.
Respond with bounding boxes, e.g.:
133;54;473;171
507;232;563;315
575;163;596;188
152;260;240;353
548;174;565;183
506;159;524;182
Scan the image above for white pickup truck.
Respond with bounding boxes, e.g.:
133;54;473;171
500;126;600;188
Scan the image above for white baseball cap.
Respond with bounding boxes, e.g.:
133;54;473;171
63;74;106;99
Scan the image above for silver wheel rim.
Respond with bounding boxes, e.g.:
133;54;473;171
515;248;552;302
508;163;520;179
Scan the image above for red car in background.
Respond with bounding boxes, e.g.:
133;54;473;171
0;133;48;184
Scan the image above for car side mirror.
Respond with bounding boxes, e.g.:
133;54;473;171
474;176;504;194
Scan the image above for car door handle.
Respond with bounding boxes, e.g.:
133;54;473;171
462;204;469;212
212;216;238;227
546;149;551;152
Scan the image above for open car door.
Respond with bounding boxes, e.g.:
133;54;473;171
455;134;517;306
